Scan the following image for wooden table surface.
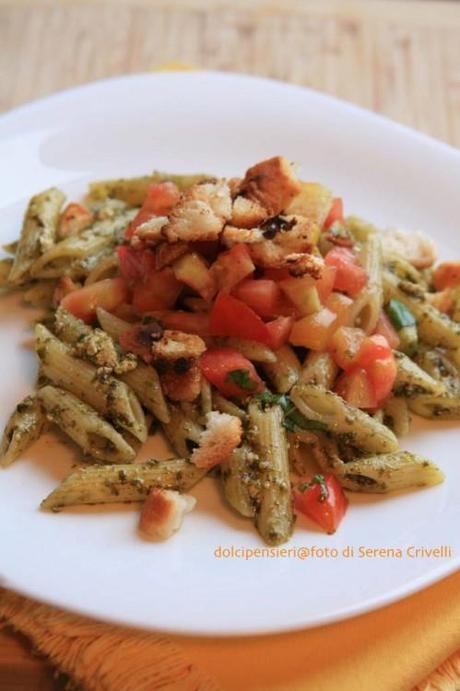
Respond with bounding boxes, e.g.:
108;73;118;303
1;0;459;688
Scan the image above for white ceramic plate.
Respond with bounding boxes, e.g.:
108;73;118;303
1;72;459;636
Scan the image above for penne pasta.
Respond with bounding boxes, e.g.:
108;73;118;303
393;351;446;397
350;234;383;333
383;396;411;437
88;172;213;206
38;386;135;464
35;324;147;442
221;445;259;518
263;344;301;393
290;384;399;454
300;351;338;388
161;404;203;458
0;395;45;467
41;458;206;511
9;188;65;284
248;401;293;546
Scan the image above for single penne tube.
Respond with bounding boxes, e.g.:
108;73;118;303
0;396;45;467
162;405;203;458
3;240;18;255
263;345;301;393
121;365;170;424
248;401;293;546
383;271;460;348
218;337;276;363
414;347;460;396
345;216;377;242
290;383;399;454
96;307;134;340
300;351;338;388
8;188;65;284
29;210;135;279
383;252;428;288
221;445;258;518
408;394;460;420
393;351;446;397
35;324;147;442
88;171;212;206
40;458;206;511
383;396;411;437
38;386;135;464
336;451;444;493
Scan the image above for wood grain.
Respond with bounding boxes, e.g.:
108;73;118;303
0;1;459;689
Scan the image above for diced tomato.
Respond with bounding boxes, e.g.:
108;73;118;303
209;292;271;345
132;268;182;313
294;474;348;534
125;182;180;239
325;247;367;297
199;347;264;398
53;276;81;307
374;311;400;349
315;265;337;302
263;267;291;281
289;307;337;350
330;326;366;370
366;356;397;405
334;367;377;409
233;279;281;318
58;203;93;237
117;246;156;283
325;292;353;328
323;197;344;230
156;311;210;337
60;277;129;324
266;316;294;350
211;244;255;292
111;302;138;322
355;334;392;369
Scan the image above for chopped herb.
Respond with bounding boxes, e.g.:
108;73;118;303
227;369;258;391
298;474;329;502
254;392;328;432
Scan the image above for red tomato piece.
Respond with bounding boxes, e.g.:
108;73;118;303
330;326;366;370
156;311;210;337
316;265;337;302
323;197;344;230
209;292;272;344
125;182;180;239
355;334;392;369
131;268;182;313
199;347;264;398
263;267;292;281
53;276;81;307
60;277;129;324
374;311;400;349
334;367;377;409
325;247;367;297
232;279;281;318
266;316;294;350
294;474;348;534
366;356;397;405
211;244;255;292
289;307;337;350
117;246;156;282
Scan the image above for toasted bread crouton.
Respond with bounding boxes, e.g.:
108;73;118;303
160;362;202;401
155;241;189;269
231;196;268;228
72;328;137;372
139;488;196;540
383;229;436;269
222;225;264;246
151;330;206;361
130;216;169;248
191;411;242;469
240;156;301;216
267;215;319;253
249;241;324;278
227;177;242;197
164;182;232;243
